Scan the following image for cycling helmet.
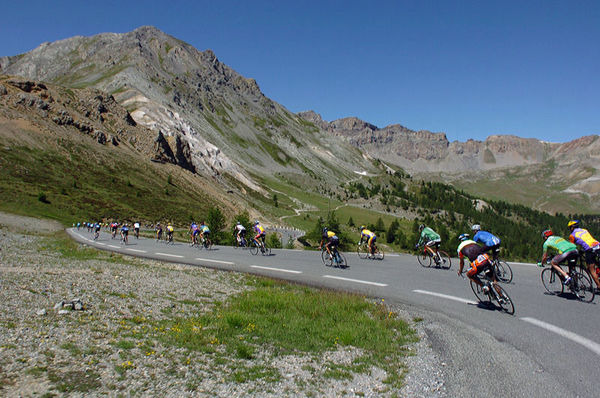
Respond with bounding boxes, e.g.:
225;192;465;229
458;233;469;241
418;224;425;231
322;227;328;234
236;221;241;225
471;224;481;232
254;220;259;225
360;225;366;231
542;229;553;239
568;220;579;229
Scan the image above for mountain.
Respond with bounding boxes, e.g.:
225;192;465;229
0;26;375;198
299;111;600;214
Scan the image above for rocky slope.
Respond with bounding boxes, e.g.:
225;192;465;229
300;111;600;213
0;26;375;197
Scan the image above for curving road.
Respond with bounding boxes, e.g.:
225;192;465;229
68;229;599;397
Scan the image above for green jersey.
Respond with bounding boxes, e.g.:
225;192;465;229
543;235;577;254
418;227;440;245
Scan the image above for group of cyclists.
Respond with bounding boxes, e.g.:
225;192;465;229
79;215;600;299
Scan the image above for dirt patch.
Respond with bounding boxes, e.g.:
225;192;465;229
0;211;63;234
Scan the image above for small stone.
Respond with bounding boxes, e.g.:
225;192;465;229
58;310;70;315
53;301;64;310
36;309;47;316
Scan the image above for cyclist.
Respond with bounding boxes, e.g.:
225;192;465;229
134;222;140;239
155;222;163;241
457;233;499;294
110;222;118;239
166;223;174;242
199;221;211;244
234;222;246;247
568;220;600;290
94;222;101;240
120;223;129;244
319;227;340;261
253;220;266;248
540;229;577;285
359;226;377;257
189;222;199;245
471;224;501;260
416;224;441;260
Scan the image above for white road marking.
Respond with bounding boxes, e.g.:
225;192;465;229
108;245;120;249
196;258;235;265
251;265;302;274
521;317;600;356
127;248;147;253
323;275;387;287
413;289;478;305
155;253;184;258
96;242;106;246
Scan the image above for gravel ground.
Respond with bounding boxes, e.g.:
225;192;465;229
0;212;447;397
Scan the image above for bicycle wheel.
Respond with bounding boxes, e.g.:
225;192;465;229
437;251;451;270
249;242;259;255
493;284;515;315
375;248;385;260
205;239;213;250
570;271;595;303
337;251;348;268
541;268;564;295
470;280;490;303
495;260;513;283
357;244;368;259
321;250;333;266
417;252;431;268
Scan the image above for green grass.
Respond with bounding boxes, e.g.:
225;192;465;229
145;278;417;388
0;141;214;225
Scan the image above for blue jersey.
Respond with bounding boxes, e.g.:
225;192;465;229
473;231;500;247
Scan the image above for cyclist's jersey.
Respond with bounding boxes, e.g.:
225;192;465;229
200;225;210;234
472;231;500;247
121;226;129;233
235;224;246;233
569;228;599;251
94;223;101;231
254;224;265;235
134;223;140;229
190;223;198;231
166;226;174;233
543;235;577;254
457;240;486;262
361;229;375;239
418;227;440;245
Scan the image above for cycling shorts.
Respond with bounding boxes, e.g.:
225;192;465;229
426;239;441;247
368;236;376;245
552;249;578;265
327;236;339;247
192;230;199;236
466;254;491;277
583;246;600;265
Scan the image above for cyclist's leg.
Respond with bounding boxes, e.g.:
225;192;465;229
584;250;600;288
551;251;574;281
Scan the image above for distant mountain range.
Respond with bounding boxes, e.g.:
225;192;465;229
1;26;598;215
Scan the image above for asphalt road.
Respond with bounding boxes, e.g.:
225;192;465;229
68;228;599;397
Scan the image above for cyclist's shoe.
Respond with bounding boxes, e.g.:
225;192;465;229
563;276;572;286
482;285;490;294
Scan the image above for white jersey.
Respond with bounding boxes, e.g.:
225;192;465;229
134;223;140;229
235;224;246;232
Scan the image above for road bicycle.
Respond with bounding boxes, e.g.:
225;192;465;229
467;268;515;315
250;238;271;256
357;242;384;260
491;256;513;283
165;232;174;245
540;256;594;303
200;236;213;250
415;244;451;269
233;234;247;249
321;246;347;268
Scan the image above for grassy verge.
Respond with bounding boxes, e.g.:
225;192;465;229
121;278;417;390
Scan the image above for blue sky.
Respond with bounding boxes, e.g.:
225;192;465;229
1;0;598;142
